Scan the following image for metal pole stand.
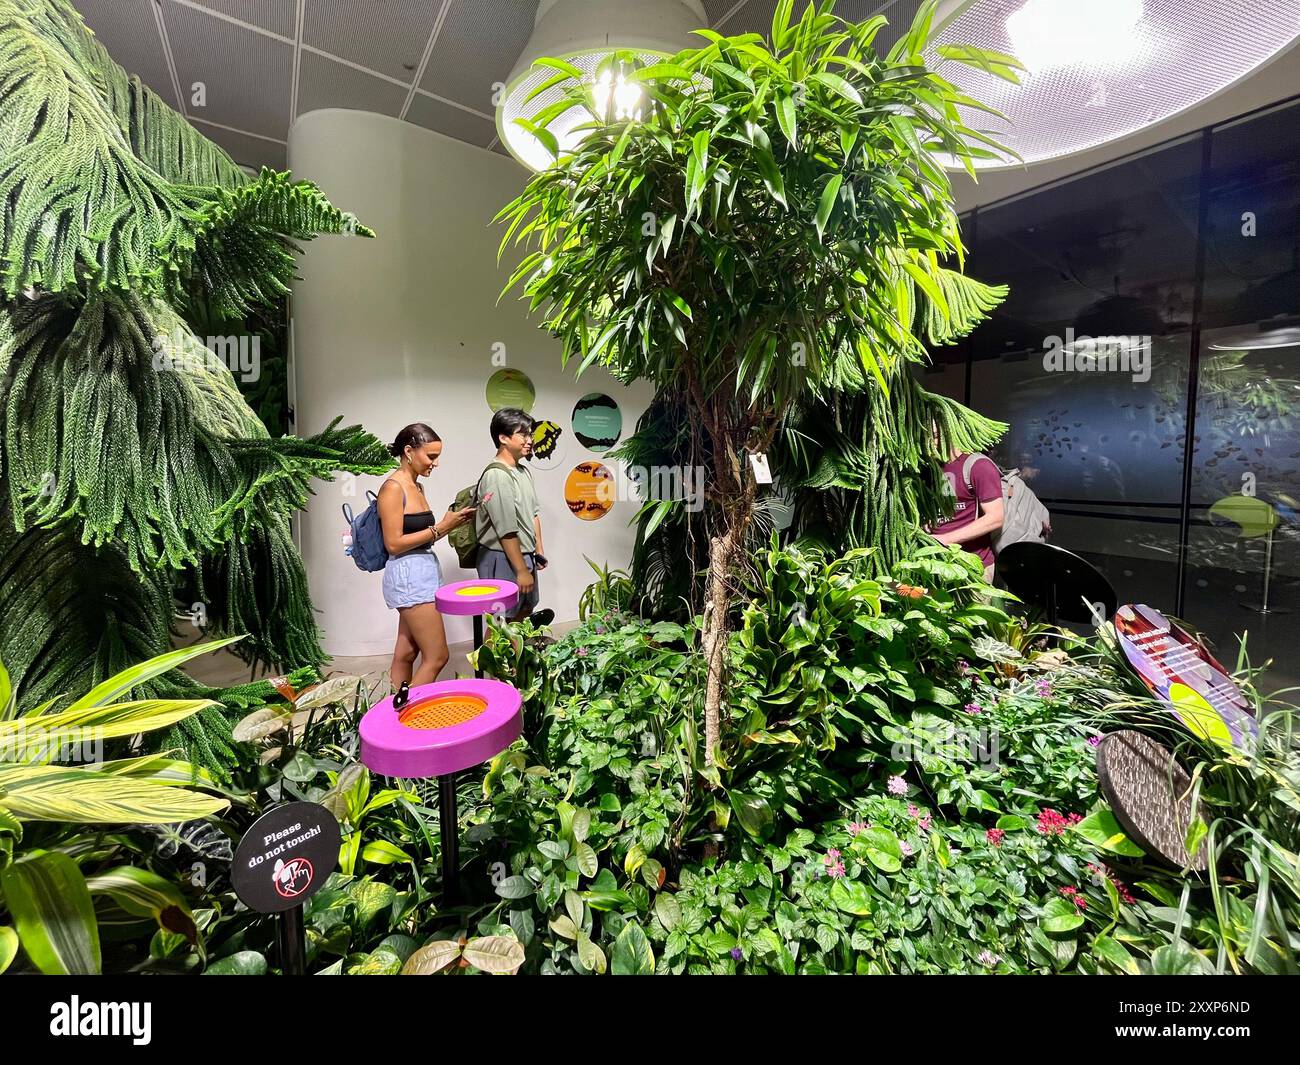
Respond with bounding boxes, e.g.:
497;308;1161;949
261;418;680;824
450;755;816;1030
278;904;306;975
473;614;484;679
1244;524;1291;615
439;773;459;906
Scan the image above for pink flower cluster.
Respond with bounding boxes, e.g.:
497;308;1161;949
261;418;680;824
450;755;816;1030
824;849;845;879
887;776;907;796
1035;678;1053;698
846;820;869;836
986;828;1005;848
1059;885;1088;910
963;701;983;715
906;804;931;832
1036;809;1081;836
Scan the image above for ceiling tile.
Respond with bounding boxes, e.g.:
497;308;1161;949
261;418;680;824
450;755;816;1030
406;92;496;149
296;50;408;119
190;119;287;171
186;0;297;38
73;0;180;109
420;0;535;116
303;0;436;83
162;0;292;138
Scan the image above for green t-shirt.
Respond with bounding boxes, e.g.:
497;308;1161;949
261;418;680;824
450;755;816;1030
477;461;539;553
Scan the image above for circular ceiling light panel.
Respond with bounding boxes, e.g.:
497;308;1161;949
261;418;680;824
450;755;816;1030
929;0;1300;169
497;0;707;171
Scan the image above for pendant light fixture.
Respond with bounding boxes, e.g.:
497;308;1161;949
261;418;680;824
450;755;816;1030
930;0;1300;170
496;0;707;171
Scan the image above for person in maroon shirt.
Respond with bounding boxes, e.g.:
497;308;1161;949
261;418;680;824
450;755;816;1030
930;449;1004;581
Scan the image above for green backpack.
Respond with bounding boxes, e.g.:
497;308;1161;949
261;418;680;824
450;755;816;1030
449;461;510;569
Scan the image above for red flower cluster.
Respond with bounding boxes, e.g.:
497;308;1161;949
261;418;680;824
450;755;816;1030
1036;809;1082;835
1087;862;1137;905
986;828;1005;848
1058;886;1088;909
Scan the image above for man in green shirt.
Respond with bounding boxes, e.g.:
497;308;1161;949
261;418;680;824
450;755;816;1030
476;407;550;621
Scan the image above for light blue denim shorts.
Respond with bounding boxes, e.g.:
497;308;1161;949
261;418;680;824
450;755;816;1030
382;549;443;609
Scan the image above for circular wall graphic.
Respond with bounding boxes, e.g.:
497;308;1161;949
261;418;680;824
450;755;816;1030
571;392;622;452
527;417;566;470
1096;730;1207;871
486;369;535;413
564;461;615;521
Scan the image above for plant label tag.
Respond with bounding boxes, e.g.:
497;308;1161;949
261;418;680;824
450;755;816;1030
748;452;773;485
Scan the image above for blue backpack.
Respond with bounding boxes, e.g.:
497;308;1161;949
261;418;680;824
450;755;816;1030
341;490;388;572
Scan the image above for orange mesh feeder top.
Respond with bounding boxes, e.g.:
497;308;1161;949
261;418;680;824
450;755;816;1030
398;693;488;730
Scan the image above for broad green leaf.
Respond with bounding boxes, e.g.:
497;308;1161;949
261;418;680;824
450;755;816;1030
0;926;18;973
0;764;227;824
809;71;863;107
576;930;607;974
774;91;797;147
85;865;197;943
462;935;526;974
494;875;534;900
575;842;598;878
729;791;773;838
1;851;101;974
293;675;363;711
1092;933;1139;975
753;150;787;208
1151;943;1215;975
0;661;13;721
402;939;462;975
654;893;682;931
1041;898;1084;936
830;878;873;915
1073;808;1145;857
361;840;413;866
549;915;579;940
611;922;655;975
65;637;243;711
204;950;268;975
0;699;220;753
814;175;842;239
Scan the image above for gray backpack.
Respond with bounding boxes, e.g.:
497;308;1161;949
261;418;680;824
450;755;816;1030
961;454;1051;556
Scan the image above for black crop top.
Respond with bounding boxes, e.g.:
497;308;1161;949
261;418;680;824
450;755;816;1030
402;511;435;533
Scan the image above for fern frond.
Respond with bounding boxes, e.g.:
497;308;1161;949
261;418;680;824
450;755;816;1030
922;268;1008;346
0;1;199;297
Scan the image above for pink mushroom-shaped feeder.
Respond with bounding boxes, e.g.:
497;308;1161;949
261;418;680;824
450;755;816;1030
360;677;521;904
436;578;519;678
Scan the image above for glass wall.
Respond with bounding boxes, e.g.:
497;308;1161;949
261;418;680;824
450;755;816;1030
947;98;1300;689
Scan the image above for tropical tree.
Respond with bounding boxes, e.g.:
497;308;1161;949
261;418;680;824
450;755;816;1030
497;0;1018;767
0;0;390;714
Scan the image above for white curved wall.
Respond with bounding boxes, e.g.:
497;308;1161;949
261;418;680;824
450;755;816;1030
289;109;650;657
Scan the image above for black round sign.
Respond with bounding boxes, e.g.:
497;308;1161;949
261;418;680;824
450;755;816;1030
231;802;341;913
